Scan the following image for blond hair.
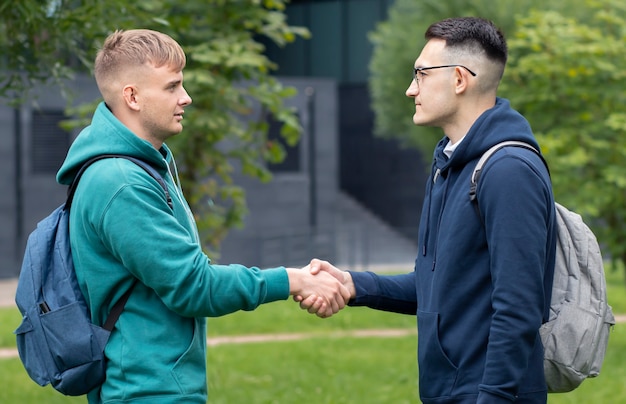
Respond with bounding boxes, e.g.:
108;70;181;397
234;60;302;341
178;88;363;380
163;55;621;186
94;29;186;102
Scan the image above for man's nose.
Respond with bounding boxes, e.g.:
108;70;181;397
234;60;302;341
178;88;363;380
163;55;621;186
406;79;418;98
181;88;192;106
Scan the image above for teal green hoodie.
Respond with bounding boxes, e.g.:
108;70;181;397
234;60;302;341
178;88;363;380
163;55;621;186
57;102;290;403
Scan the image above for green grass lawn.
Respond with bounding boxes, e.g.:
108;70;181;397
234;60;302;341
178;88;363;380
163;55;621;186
1;267;624;403
207;334;419;403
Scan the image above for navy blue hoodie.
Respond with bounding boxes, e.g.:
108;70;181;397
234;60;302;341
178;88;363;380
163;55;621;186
350;98;556;403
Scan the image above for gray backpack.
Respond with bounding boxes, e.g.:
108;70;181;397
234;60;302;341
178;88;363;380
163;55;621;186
470;141;615;393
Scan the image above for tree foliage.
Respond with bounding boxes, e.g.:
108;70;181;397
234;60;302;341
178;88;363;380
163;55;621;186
500;0;626;268
0;0;154;103
0;0;308;257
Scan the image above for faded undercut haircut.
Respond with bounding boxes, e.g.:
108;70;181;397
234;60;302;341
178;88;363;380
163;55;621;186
94;29;186;99
425;17;507;82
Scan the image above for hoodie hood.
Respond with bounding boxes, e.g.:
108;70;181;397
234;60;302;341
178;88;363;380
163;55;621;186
434;97;538;174
57;102;170;186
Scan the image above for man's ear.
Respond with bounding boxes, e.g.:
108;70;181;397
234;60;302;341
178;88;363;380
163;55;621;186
123;85;140;111
454;67;470;95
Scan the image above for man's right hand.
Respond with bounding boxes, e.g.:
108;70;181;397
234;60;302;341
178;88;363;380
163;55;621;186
295;259;356;314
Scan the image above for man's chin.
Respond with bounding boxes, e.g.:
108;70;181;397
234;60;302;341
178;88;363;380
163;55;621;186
413;116;427;126
412;116;436;128
169;126;184;136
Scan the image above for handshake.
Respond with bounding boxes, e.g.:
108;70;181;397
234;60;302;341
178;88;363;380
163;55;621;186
287;259;356;319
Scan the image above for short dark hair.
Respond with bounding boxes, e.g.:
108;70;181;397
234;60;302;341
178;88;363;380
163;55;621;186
425;17;507;66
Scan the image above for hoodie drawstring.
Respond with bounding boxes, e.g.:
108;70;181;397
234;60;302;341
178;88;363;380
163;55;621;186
165;155;199;243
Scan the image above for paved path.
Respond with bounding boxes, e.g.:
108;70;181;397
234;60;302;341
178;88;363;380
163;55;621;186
2;277;624;361
0;278;17;308
0;329;417;359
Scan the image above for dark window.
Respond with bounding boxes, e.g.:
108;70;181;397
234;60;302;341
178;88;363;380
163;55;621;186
31;109;71;174
267;113;301;173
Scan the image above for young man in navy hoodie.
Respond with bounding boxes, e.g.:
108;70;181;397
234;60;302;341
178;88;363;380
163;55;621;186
302;17;556;404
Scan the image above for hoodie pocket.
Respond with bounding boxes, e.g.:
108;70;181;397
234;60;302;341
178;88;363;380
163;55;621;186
171;318;207;395
417;310;458;399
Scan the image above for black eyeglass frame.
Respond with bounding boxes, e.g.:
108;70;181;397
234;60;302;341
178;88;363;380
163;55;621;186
412;64;477;85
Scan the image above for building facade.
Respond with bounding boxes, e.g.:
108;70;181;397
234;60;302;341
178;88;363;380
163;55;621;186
265;0;427;242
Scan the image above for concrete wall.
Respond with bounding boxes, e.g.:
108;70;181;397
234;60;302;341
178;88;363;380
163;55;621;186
0;105;18;277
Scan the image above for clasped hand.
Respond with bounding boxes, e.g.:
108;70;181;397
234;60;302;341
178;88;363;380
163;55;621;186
288;259;355;319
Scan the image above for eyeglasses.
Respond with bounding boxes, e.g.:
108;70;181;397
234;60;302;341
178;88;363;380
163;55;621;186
412;64;477;89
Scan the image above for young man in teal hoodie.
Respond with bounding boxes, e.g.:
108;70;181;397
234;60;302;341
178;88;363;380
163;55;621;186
56;29;350;403
302;17;557;403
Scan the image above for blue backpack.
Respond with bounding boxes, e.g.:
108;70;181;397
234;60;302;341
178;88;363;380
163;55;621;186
14;155;172;396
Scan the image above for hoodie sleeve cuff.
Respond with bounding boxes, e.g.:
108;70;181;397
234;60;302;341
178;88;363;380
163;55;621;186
348;271;380;304
260;267;290;303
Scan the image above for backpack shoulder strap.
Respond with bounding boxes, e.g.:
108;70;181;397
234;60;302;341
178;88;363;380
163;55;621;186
102;286;134;331
65;154;173;211
469;140;545;202
63;154;173;330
